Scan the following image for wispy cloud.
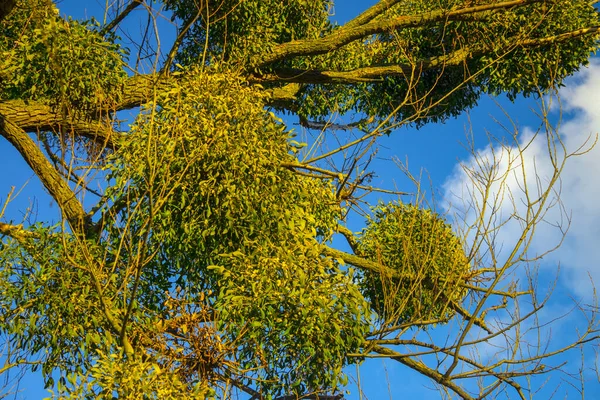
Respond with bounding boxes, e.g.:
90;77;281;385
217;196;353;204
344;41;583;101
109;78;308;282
442;60;600;299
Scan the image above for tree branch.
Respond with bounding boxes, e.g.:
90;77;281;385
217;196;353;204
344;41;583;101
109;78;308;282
343;0;404;29
161;10;202;74
520;25;600;46
118;73;301;111
251;48;470;85
336;224;359;253
321;245;414;279
249;0;541;68
372;345;474;399
0;115;88;232
116;73;174;110
101;0;143;34
0;222;35;242
363;338;526;398
0;100;119;149
252;21;600;86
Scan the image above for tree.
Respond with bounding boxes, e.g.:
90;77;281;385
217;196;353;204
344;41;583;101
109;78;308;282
0;0;599;398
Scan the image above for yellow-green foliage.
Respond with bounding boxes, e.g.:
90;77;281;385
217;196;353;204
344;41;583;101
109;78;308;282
357;203;470;326
54;352;214;399
105;67;370;396
290;0;599;124
168;0;333;64
0;0;126;116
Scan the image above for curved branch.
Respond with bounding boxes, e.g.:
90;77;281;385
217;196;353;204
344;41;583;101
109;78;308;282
336;224;359;253
343;0;404;29
116;73;174;110
252;22;600;86
0;115;88;232
161;11;202;74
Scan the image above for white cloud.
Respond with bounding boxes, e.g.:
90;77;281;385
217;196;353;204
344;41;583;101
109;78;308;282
443;60;600;299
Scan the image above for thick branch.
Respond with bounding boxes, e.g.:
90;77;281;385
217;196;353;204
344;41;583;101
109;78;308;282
0;116;88;232
117;73;174;110
252;23;600;86
0;100;119;148
84;21;600;117
249;0;540;68
118;73;300;110
336;225;359;253
251;48;470;84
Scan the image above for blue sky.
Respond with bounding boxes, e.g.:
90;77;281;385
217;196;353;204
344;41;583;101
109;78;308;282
1;0;599;398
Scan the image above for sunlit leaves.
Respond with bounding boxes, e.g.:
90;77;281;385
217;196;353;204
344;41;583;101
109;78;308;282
0;0;126;117
167;0;333;65
1;0;598;398
0;226;113;387
280;0;599;125
104;67;368;396
357;203;470;326
55;351;214;399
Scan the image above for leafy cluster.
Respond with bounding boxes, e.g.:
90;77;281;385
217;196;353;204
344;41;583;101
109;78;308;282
0;227;113;386
167;0;333;64
0;0;126;116
104;68;370;396
357;203;470;325
287;0;599;125
55;352;214;399
1;0;599;398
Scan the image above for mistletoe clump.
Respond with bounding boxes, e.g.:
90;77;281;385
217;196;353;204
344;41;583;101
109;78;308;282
104;67;370;396
0;0;126;117
357;203;470;325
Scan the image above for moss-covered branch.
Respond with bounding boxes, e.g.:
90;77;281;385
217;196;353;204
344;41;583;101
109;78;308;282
249;0;542;68
0;221;35;242
343;0;405;29
0;115;88;232
0;100;119;148
251;48;472;84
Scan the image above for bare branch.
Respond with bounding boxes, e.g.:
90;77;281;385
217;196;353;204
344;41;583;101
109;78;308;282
101;0;144;34
372;345;474;400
